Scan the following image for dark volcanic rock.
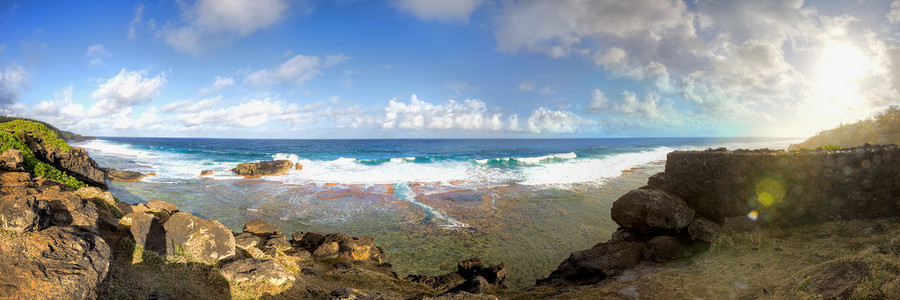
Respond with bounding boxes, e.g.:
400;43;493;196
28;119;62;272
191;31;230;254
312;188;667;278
540;240;644;285
642;236;688;262
408;258;509;294
163;212;235;263
22;132;107;189
106;169;154;182
233;160;293;178
456;258;509;289
0;194;40;233
291;231;384;263
611;188;695;233
220;258;295;285
687;217;724;243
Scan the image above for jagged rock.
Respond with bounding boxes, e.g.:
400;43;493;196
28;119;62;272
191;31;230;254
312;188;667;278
234;232;261;250
540;240;644;285
314;242;340;259
163;212;235;263
233;160;293;178
642;236;688;262
107;169;154;182
243;219;282;239
37;185;101;230
199;170;213;177
408;258;508;294
446;276;489;295
220;258;295;285
292;231;326;250
75;186;117;211
456;258;509;289
115;202;133;215
0;149;24;171
804;261;870;299
0;194;40;233
0;226;111;299
144;199;178;214
125;212;166;255
264;234;291;249
611;188;695;233
294;163;303;170
22;133;108;189
688;217;724;242
723;216;760;232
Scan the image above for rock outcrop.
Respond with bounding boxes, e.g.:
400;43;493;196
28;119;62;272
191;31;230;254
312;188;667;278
610;188;695;233
163;212;235;263
0;149;24;171
233;160;293;178
0;157;111;299
407;258;509;295
291;231;385;263
220;258;296;285
106;169;155;182
21;132;108;189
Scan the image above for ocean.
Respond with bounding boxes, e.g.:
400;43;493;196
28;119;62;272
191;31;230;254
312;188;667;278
75;137;799;287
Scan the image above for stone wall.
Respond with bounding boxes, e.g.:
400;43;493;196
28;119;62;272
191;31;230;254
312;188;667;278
649;145;900;225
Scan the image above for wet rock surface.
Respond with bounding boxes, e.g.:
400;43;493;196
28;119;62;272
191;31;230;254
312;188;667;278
232;160;293;178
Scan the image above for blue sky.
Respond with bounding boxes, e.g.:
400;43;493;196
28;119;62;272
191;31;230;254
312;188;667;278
1;0;898;138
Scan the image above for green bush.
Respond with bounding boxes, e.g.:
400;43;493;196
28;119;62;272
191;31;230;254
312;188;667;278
0;119;70;152
0;131;86;190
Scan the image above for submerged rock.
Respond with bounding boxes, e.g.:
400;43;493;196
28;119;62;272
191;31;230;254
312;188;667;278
163;212;235;263
233;160;293;178
106;169;155;182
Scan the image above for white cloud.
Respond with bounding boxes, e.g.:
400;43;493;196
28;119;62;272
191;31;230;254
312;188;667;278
161;96;219;113
159;0;288;54
173;97;326;128
90;69;166;116
198;76;234;94
245;54;347;87
381;95;505;130
391;0;482;23
86;44;111;68
516;81;554;94
890;0;900;24
0;63;29;105
127;3;144;40
525;107;592;133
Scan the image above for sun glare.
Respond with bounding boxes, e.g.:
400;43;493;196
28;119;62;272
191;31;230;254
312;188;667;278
814;41;875;109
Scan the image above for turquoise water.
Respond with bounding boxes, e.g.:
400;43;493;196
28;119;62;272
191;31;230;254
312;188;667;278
77;137;798;287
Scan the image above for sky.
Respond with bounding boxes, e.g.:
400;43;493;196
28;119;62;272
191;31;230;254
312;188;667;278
0;0;898;139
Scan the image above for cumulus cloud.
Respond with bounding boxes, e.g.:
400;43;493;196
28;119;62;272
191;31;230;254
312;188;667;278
0;63;29;105
86;44;111;68
90;69;166;116
391;0;482;23
161;96;219;113
159;0;288;54
525;107;593;133
245;54;347;87
516;81;554;94
198;76;234;94
173;97;326;128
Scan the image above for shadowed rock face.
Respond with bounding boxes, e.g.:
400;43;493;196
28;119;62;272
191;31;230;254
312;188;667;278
163;212;236;263
611;188;695;234
407;258;509;295
22;133;107;189
0;168;110;300
233;160;293;178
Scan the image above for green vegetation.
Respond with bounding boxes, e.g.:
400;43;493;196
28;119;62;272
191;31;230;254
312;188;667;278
0;115;88;142
0;128;87;190
0;119;71;152
794;105;900;149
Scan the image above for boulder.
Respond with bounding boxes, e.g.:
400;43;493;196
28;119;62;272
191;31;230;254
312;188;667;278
642;236;688;262
0;194;40;233
145;199;178;214
540;240;644;285
199;170;213;177
313;242;340;259
74;186;116;207
234;232;261;250
0;149;24;171
0;226;111;299
446;276;489;295
688;217;724;243
408;258;508;294
291;231;326;250
456;258;509;289
22;133;107;189
106;169;154;182
242;219;282;239
233;160;293;178
125;212;166;255
611;188;695;233
163;212;235;263
220;258;295;285
294;163;303;170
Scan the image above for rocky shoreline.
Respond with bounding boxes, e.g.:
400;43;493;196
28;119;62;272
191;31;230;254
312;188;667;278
3;121;900;299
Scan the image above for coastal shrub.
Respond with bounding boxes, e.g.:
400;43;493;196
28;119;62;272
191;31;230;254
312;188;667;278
0;131;87;190
0;119;70;152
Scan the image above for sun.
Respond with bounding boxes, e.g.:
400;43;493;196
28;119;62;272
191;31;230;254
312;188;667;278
814;41;876;109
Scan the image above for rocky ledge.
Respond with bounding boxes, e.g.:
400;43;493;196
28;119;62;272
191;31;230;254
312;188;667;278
105;168;155;182
232;159;294;178
18;131;108;189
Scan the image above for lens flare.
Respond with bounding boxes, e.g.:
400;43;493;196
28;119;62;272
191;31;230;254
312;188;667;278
747;210;759;221
755;177;785;207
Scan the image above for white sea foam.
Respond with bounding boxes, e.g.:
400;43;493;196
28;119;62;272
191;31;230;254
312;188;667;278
515;152;577;164
518;147;673;185
78;139;159;159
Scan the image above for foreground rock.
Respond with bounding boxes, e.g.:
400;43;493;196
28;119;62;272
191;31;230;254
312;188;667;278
21;132;108;189
611;188;695;233
0;149;24;171
163;212;235;263
0;166;111;299
291;231;385;263
233;160;293;178
407;258;509;295
220;258;296;285
106;168;155;182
